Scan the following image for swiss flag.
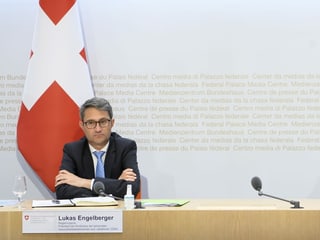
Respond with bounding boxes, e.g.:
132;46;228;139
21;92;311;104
17;0;94;192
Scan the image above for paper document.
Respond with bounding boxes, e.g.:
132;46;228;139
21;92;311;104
141;199;189;207
71;196;118;206
0;199;19;207
32;196;118;208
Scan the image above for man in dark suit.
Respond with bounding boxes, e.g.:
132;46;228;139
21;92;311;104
55;97;140;199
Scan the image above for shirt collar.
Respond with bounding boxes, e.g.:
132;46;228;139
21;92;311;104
89;142;109;153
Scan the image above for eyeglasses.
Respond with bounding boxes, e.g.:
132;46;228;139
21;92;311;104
83;118;111;129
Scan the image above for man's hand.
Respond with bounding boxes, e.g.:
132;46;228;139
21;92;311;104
118;168;137;181
55;170;91;189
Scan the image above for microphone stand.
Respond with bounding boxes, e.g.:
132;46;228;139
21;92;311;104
258;191;303;209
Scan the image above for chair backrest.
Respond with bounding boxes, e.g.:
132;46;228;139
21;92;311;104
136;180;142;199
136;190;141;199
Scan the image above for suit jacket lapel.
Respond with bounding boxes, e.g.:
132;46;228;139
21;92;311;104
105;135;116;178
82;144;95;178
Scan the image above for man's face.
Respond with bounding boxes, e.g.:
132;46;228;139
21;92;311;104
79;107;114;149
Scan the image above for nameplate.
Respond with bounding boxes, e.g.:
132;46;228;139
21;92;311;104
22;209;122;233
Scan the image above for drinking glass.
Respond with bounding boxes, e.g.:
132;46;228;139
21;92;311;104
12;175;27;207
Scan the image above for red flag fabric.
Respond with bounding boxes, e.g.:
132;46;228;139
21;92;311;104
17;0;94;192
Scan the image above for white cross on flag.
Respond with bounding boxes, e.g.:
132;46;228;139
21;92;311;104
17;0;94;192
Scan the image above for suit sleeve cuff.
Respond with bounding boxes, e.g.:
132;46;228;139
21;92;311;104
90;179;95;190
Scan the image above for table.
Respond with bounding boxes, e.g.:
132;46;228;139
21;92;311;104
1;199;320;240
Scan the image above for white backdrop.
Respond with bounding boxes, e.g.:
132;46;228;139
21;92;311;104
1;0;320;200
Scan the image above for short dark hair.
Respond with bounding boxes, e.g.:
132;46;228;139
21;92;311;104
80;97;113;120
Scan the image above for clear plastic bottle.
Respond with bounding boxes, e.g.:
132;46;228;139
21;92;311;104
124;184;135;210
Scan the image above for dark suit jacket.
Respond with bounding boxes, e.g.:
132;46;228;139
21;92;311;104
55;132;140;199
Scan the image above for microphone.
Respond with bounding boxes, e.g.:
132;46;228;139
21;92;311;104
92;181;143;208
93;181;107;197
251;176;262;191
92;181;123;201
251;176;303;209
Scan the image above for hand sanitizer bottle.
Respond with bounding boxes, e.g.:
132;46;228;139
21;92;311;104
124;184;135;210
